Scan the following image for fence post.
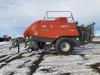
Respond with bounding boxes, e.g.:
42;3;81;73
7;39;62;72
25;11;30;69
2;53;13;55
18;43;20;53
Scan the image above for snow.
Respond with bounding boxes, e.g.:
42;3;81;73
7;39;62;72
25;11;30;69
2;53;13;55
34;43;100;75
0;41;10;46
0;54;39;75
0;55;11;61
0;41;40;75
0;41;100;75
15;68;30;75
33;71;61;75
92;37;100;41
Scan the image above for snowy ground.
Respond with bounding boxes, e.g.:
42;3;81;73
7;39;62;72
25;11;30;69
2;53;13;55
92;37;100;41
0;41;100;75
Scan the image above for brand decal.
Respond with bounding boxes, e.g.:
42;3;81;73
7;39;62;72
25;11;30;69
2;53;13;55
61;25;70;28
41;25;46;28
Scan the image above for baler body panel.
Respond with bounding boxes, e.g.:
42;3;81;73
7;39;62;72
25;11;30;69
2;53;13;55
24;17;79;39
24;21;40;37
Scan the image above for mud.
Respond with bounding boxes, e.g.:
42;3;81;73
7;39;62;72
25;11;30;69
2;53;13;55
40;68;52;72
6;53;23;63
0;52;25;69
0;56;11;62
18;60;31;68
79;54;88;60
91;41;100;44
61;73;71;75
8;72;14;75
29;53;44;75
28;53;35;57
41;51;58;55
0;55;7;59
91;63;100;73
0;63;7;68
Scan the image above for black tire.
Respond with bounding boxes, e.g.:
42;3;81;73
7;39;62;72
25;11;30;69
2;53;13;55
0;38;4;42
55;37;74;55
6;40;9;41
38;41;45;49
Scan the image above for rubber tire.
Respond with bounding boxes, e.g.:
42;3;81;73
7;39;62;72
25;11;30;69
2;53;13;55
55;37;74;55
38;42;45;49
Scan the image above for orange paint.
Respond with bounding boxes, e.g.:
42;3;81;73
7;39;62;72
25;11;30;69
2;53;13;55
24;17;79;39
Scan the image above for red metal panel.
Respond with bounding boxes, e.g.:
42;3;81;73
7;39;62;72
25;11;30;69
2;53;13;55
24;17;79;39
24;21;40;37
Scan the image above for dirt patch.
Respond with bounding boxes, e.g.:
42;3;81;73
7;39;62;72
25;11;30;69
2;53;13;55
91;63;100;73
0;52;25;69
61;73;71;75
6;53;23;63
29;53;44;75
79;54;88;60
18;60;31;68
0;63;7;68
40;68;52;72
0;55;7;59
28;53;35;57
41;51;58;55
91;41;100;44
0;56;11;62
41;68;63;74
9;72;14;75
40;68;71;75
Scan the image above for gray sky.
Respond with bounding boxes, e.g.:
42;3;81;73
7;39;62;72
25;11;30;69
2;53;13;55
0;0;100;37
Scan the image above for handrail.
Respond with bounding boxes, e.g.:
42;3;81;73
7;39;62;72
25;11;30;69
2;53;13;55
43;11;75;22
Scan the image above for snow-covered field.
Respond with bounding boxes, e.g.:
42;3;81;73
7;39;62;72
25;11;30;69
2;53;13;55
0;41;100;75
92;37;100;42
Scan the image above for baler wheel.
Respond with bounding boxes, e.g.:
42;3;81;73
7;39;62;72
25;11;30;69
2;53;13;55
55;37;74;55
27;48;33;53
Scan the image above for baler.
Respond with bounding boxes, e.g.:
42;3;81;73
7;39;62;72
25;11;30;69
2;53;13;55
24;11;95;55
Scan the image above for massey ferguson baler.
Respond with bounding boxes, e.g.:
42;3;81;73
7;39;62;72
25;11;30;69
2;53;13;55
24;11;95;55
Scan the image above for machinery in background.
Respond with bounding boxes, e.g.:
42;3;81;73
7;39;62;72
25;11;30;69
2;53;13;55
3;35;11;41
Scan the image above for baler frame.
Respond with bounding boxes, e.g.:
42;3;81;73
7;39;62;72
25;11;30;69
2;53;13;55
43;11;75;22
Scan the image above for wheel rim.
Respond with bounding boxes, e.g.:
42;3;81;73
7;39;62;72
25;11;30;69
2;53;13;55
27;48;32;52
60;42;70;52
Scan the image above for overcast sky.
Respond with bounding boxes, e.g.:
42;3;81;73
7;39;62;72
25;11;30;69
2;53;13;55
0;0;100;37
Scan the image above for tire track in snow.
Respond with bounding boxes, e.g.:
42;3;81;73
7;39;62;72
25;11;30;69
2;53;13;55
29;53;44;75
0;55;7;59
18;60;31;68
29;52;59;75
91;63;100;73
0;55;11;62
0;52;26;69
